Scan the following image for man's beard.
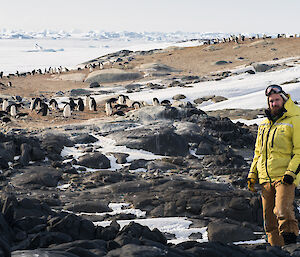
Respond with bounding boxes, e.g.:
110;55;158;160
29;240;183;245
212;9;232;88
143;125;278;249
270;106;284;117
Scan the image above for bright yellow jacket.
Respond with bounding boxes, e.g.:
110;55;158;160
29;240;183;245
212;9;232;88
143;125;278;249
248;96;300;186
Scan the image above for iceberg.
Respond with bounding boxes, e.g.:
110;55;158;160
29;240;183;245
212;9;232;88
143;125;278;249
26;43;64;52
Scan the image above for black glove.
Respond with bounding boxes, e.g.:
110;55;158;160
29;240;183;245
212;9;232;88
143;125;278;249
282;174;294;185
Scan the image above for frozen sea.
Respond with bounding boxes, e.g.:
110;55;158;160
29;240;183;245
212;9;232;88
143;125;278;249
0;38;201;75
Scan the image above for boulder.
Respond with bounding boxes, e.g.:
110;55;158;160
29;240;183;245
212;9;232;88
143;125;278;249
65;201;112;213
69;89;91;97
11;250;78;257
42;134;74;157
215;60;229;65
137;63;180;73
212;96;227;103
252;63;272;72
71;134;98;144
77;153;111;169
109;126;190;157
11;166;62;188
2;196;54;220
207;219;256;243
106;244;166;257
85;69;142;83
48;214;95;240
125;84;143;92
19;143;31;166
172;94;186;100
89;82;100;88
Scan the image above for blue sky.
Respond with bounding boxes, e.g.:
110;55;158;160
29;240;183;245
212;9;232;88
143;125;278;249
1;0;299;33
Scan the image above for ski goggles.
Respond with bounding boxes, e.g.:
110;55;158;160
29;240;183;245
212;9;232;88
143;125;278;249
265;85;283;96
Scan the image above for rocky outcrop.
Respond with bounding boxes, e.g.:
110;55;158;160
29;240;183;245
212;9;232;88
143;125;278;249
85;69;142;83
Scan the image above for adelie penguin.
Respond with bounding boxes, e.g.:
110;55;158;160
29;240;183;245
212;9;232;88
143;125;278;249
37;103;49;116
77;98;84;111
118;94;128;105
8;104;17;117
132;101;141;110
31;98;42;111
69;98;76;111
85;95;91;108
2;99;9;111
89;97;97;111
105;101;113;116
161;99;171;106
152;97;160;106
49;99;59;110
63;103;71;118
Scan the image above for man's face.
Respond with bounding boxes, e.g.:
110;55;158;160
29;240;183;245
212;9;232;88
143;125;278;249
268;94;285;116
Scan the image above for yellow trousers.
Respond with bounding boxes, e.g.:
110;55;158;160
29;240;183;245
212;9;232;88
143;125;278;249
261;181;298;246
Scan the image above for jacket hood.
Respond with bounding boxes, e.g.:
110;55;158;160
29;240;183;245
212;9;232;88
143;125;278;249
283;95;300;118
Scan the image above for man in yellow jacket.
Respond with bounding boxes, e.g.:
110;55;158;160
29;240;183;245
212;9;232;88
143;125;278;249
248;84;300;246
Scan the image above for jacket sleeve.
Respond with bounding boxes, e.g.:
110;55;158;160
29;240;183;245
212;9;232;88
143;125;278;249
285;116;300;180
248;126;262;181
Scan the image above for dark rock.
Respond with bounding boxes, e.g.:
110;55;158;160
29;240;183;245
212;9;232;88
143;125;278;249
98;222;119;241
215;60;229;65
109;126;190;157
195;142;214;155
42;134;74;157
146;160;177;172
12;250;78;257
106;244;167;257
86;170;126;185
31;146;45;161
201;196;253;222
0;212;15;245
72;134;98;144
246;69;255;74
118;222;167;245
65;201;111;213
19;143;31;166
193;98;204;104
14;216;46;232
13;198;53;220
109;181;151;194
172;94;186;100
128;159;149;170
70;89;91;97
89;82;100;88
77;153;111;169
207;219;256;243
29;232;73;249
109;152;129;164
11;166;62;188
50;239;107;256
48;214;95;240
114;234;141;247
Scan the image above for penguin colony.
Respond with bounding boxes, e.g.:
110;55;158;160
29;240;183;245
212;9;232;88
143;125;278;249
1;92;175;124
0;35;299;124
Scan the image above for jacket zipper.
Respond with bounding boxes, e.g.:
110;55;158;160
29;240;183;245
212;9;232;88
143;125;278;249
271;127;277;148
265;123;273;183
261;128;265;152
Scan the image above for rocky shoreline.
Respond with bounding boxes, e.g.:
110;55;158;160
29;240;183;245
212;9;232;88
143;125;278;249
1;37;300;256
0;103;299;256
